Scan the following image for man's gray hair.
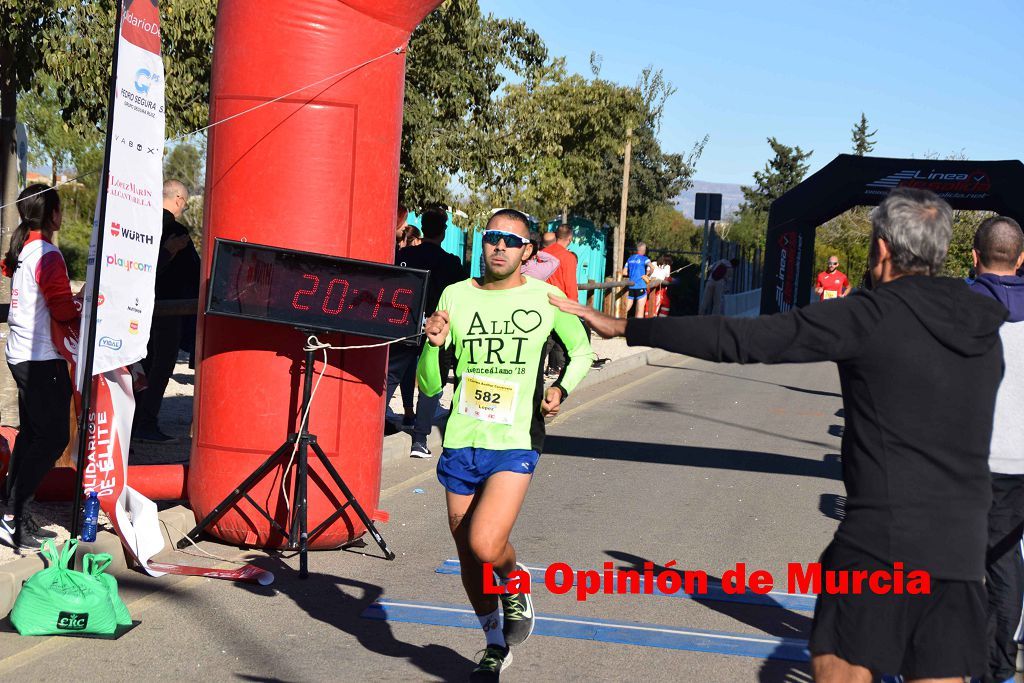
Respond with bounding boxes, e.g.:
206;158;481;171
163;179;188;200
870;187;953;275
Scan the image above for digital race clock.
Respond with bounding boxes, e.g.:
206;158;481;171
206;239;429;340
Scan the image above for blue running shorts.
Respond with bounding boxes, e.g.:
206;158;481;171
437;447;540;495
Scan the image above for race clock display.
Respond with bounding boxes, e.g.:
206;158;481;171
207;239;429;340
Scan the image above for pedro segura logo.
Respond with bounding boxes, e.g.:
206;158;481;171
482;561;931;601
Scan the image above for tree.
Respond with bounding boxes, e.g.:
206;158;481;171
401;0;547;207
18;73;96;185
729;138;812;251
468;59;703;232
164;141;203;194
1;1;72;297
851;113;876;156
629;202;700;253
740;137;813;215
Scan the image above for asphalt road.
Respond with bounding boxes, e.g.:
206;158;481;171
0;352;847;682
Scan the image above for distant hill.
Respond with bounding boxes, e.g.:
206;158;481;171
675;180;745;220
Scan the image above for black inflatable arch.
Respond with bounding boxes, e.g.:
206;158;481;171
760;154;1024;314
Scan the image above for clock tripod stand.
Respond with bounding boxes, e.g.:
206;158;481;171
179;344;396;578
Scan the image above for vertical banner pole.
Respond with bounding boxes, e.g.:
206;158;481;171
71;0;125;539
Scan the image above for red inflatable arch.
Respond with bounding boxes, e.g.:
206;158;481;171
188;0;442;548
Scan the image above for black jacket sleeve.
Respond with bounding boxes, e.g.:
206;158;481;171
626;291;883;364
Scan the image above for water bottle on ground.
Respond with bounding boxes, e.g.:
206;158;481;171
81;491;100;542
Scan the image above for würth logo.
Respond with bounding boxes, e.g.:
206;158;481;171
110;222;153;245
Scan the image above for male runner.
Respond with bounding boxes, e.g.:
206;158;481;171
622;242;652;317
418;209;592;680
815;255;851;301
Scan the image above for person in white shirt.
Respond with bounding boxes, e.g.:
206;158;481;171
1;185;78;550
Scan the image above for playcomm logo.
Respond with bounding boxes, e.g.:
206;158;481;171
99;337;122;351
106;254;154;273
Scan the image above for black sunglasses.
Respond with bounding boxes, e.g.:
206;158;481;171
482;229;529;249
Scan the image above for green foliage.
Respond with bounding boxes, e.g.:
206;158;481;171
163;141;203;193
739;137;812;215
816;206;872;286
18;72;96;183
729;137;813;251
467;57;703;228
851;113;877;156
402;0;547;207
56;183;98;281
629;202;700;253
41;0;216;140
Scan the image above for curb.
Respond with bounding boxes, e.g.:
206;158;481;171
0;505;195;620
379;347;677;467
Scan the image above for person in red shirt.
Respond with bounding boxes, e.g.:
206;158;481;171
541;224;580;376
815;255;851;301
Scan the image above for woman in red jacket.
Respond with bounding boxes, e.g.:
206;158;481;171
1;184;78;550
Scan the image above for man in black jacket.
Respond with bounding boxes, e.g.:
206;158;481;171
134;179;201;443
551;188;1007;683
388;206;468;458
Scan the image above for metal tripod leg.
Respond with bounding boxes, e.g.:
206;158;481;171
177;439;295;549
310;440;396;561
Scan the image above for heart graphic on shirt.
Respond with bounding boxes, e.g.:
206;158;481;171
511;309;542;334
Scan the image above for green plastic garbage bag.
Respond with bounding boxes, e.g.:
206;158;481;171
10;539;118;636
82;552;131;626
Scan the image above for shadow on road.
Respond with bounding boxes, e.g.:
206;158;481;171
818;494;846;522
233;555;472;681
647;364;842;399
544;435;842;480
605;551;814;683
633;400;838;450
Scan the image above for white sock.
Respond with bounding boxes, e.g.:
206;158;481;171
477;608;505;647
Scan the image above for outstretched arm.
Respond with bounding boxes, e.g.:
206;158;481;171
549;292;880;365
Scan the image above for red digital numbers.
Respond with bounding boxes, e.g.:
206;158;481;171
290;273;415;327
321;278;350;314
291;274;320;310
371;288;385;319
388;288;413;324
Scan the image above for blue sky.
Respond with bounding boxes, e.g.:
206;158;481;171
479;0;1024;186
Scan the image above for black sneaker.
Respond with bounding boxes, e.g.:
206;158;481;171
134;427;179;444
469;644;512;681
500;562;535;646
0;517;43;550
410;442;432;459
21;511;57;539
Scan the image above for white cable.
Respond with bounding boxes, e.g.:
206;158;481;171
279;333;421;511
0;46;404;214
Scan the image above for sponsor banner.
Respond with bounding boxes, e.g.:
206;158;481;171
69;2;271;584
79;0;165;382
773;230;803;312
865;168;993;201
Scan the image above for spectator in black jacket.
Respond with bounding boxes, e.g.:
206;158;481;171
388;207;468;458
550;187;1007;683
133;179;200;443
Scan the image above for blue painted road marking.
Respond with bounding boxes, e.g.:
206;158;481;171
435;559;818;612
362;598;811;662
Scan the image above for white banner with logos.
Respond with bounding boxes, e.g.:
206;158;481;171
79;0;165;382
76;0;166;576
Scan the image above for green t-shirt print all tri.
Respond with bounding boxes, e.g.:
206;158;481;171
417;277;593;452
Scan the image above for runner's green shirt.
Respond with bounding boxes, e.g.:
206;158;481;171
417;276;593;452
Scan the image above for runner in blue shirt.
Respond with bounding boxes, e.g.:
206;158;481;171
622;243;653;317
